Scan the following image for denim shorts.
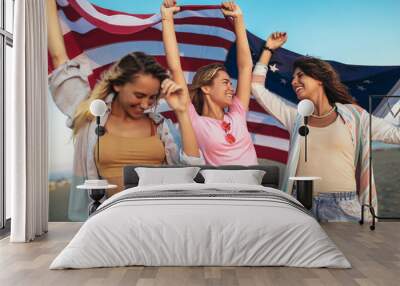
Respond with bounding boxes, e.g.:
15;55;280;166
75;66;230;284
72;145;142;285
312;191;361;222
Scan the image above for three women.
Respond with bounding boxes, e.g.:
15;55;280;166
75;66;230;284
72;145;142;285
48;0;399;223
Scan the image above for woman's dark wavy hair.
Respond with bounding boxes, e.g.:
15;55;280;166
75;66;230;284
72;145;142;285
293;56;356;105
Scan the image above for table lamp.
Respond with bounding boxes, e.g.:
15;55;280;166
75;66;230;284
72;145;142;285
90;99;107;163
297;99;314;162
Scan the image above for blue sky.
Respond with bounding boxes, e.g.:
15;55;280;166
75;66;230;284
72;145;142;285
89;0;400;66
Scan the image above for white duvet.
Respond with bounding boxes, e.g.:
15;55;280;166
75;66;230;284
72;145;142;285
50;183;351;269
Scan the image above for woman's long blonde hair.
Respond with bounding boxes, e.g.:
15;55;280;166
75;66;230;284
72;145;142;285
72;52;168;136
189;63;227;115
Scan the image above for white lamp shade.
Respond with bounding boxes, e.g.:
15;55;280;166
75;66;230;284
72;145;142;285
90;99;107;117
297;99;315;117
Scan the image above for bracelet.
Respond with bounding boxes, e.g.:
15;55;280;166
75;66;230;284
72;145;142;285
263;46;274;54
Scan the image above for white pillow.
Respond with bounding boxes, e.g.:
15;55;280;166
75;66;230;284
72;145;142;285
135;167;201;186
200;169;266;185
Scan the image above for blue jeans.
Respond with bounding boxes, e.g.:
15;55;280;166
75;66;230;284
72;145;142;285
312;192;361;222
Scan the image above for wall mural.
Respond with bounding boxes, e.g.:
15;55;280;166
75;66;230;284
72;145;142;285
48;0;400;222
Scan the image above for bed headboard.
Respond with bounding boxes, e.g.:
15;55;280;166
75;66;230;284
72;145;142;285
123;165;280;189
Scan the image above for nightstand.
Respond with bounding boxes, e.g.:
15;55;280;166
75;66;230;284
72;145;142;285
77;180;117;215
289;176;321;210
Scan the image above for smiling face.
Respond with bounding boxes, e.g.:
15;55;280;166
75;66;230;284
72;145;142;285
113;73;161;119
204;70;234;108
291;68;323;101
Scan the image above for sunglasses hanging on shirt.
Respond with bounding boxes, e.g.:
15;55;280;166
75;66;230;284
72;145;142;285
221;121;236;144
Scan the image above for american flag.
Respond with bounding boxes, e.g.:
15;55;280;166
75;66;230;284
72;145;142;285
50;0;400;164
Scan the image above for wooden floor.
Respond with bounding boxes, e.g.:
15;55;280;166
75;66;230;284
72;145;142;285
0;222;399;286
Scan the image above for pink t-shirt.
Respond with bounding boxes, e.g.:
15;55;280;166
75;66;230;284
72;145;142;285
188;97;258;166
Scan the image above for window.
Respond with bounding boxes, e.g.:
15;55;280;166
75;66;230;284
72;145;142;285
1;0;14;232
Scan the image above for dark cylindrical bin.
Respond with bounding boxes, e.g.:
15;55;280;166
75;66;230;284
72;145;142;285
296;180;313;210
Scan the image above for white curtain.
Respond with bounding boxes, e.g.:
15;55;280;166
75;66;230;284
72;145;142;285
8;0;48;242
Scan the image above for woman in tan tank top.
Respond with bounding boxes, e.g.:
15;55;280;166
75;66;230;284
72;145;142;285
95;119;166;196
47;0;205;221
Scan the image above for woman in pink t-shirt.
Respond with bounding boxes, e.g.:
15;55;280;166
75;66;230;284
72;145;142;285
161;0;258;166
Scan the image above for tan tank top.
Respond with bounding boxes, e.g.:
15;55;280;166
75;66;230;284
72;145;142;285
95;122;165;196
296;117;356;195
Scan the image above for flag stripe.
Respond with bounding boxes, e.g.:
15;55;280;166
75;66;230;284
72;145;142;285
152;23;235;42
63;41;228;71
249;98;273;114
247;122;290;140
60;7;232;32
62;28;233;60
254;145;288;164
70;0;162;32
252;134;289;152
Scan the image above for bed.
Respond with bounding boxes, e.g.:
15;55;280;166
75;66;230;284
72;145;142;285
50;165;350;269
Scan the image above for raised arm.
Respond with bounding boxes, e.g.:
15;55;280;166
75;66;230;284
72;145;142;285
47;0;69;68
251;32;297;131
259;32;287;67
221;2;252;110
160;0;202;159
161;0;187;88
47;0;91;128
161;79;202;158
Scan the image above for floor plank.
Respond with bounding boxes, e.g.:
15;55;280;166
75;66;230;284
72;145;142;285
0;222;399;286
